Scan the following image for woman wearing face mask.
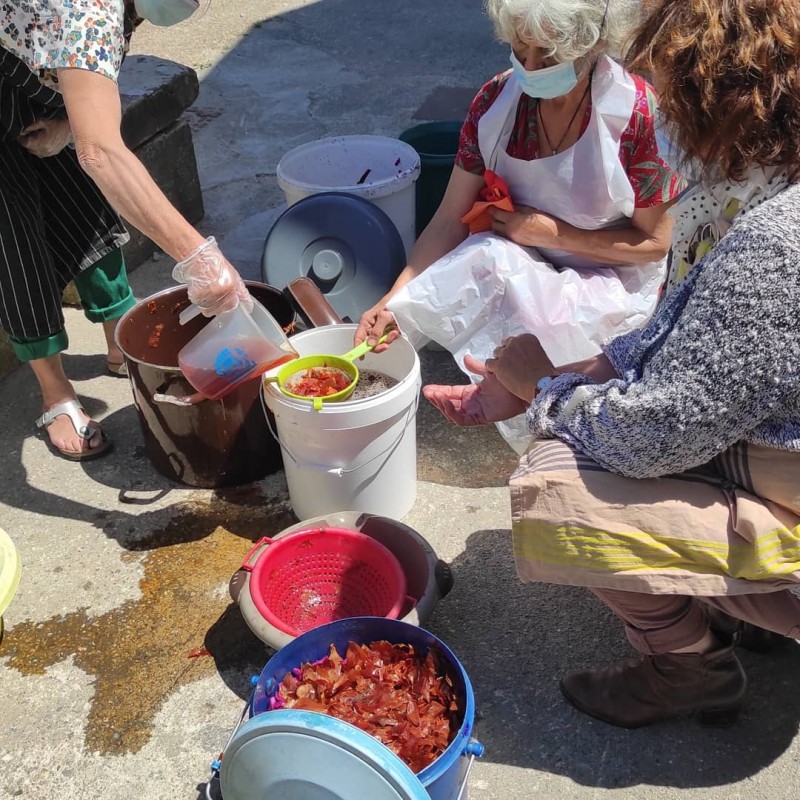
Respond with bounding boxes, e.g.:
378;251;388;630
425;0;800;728
356;0;683;442
0;0;250;460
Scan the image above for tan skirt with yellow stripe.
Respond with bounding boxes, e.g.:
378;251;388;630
510;440;800;596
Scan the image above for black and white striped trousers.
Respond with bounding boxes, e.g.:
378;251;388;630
0;140;129;341
0;47;128;342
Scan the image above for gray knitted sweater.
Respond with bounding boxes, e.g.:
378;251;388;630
529;181;800;478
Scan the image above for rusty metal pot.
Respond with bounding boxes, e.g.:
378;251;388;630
115;281;296;488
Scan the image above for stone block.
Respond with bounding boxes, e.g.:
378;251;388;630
119;55;200;151
62;282;81;307
58;56;203;306
121;119;205;268
115;54;204;271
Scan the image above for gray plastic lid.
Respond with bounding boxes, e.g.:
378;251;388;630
261;192;406;323
220;710;429;800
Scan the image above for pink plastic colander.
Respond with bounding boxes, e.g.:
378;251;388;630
242;527;407;637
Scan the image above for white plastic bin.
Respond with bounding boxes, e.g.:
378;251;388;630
262;324;420;520
276;136;421;260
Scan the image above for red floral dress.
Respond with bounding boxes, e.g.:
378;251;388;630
456;70;684;208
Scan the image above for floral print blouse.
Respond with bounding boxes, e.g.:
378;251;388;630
0;0;128;88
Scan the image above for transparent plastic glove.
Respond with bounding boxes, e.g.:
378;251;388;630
18;118;73;158
172;236;253;317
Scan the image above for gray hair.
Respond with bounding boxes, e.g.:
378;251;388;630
485;0;642;61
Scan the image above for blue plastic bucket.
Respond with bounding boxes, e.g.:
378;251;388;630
250;617;482;800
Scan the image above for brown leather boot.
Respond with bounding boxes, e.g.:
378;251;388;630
560;643;747;728
704;606;786;654
738;623;785;653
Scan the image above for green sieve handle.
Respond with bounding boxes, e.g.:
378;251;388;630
263;332;391;379
341;332;390;363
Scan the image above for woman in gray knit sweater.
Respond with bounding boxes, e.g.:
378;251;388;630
425;0;800;728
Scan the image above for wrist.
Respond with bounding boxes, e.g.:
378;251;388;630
171;231;212;263
179;235;216;263
548;216;574;249
559;353;617;382
172;236;220;283
534;374;558;398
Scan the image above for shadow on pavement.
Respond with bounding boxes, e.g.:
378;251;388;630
204;602;275;700
417;349;521;489
0;356;294;551
0;0;510;524
2;347;518;537
8;1;797;794
427;527;800;789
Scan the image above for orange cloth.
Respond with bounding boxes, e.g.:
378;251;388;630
459;170;515;233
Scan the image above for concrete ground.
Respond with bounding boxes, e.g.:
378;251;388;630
3;1;800;798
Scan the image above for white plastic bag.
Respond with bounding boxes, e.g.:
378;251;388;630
387;233;665;453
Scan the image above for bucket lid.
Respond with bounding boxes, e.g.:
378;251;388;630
220;710;429;800
261;192;405;323
0;528;21;618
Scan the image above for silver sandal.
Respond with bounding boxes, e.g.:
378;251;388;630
35;399;111;461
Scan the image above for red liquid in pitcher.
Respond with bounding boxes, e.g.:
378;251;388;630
181;338;296;400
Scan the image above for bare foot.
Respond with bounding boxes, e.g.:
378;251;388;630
106;349;125;369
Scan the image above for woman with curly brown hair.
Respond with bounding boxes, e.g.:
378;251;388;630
645;0;800;292
423;0;800;728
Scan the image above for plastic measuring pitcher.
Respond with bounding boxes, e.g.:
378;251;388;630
264;334;389;410
178;299;298;400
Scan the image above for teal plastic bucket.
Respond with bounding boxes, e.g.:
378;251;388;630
250;617;483;800
399;122;462;237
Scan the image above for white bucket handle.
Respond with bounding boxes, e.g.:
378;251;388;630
456;742;485;800
261;389;419;476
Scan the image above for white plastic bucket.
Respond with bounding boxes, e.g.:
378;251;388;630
262;324;421;520
276;136;421;260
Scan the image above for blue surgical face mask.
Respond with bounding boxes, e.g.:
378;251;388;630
509;51;579;99
133;0;199;27
654;109;704;184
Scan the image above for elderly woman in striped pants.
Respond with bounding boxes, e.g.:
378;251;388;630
0;0;250;460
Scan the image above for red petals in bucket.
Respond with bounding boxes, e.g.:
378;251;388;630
271;640;460;773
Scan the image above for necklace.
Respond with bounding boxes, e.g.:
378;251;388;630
537;79;592;155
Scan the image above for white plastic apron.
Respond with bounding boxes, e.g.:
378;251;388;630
388;56;667;454
480;54;637;267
